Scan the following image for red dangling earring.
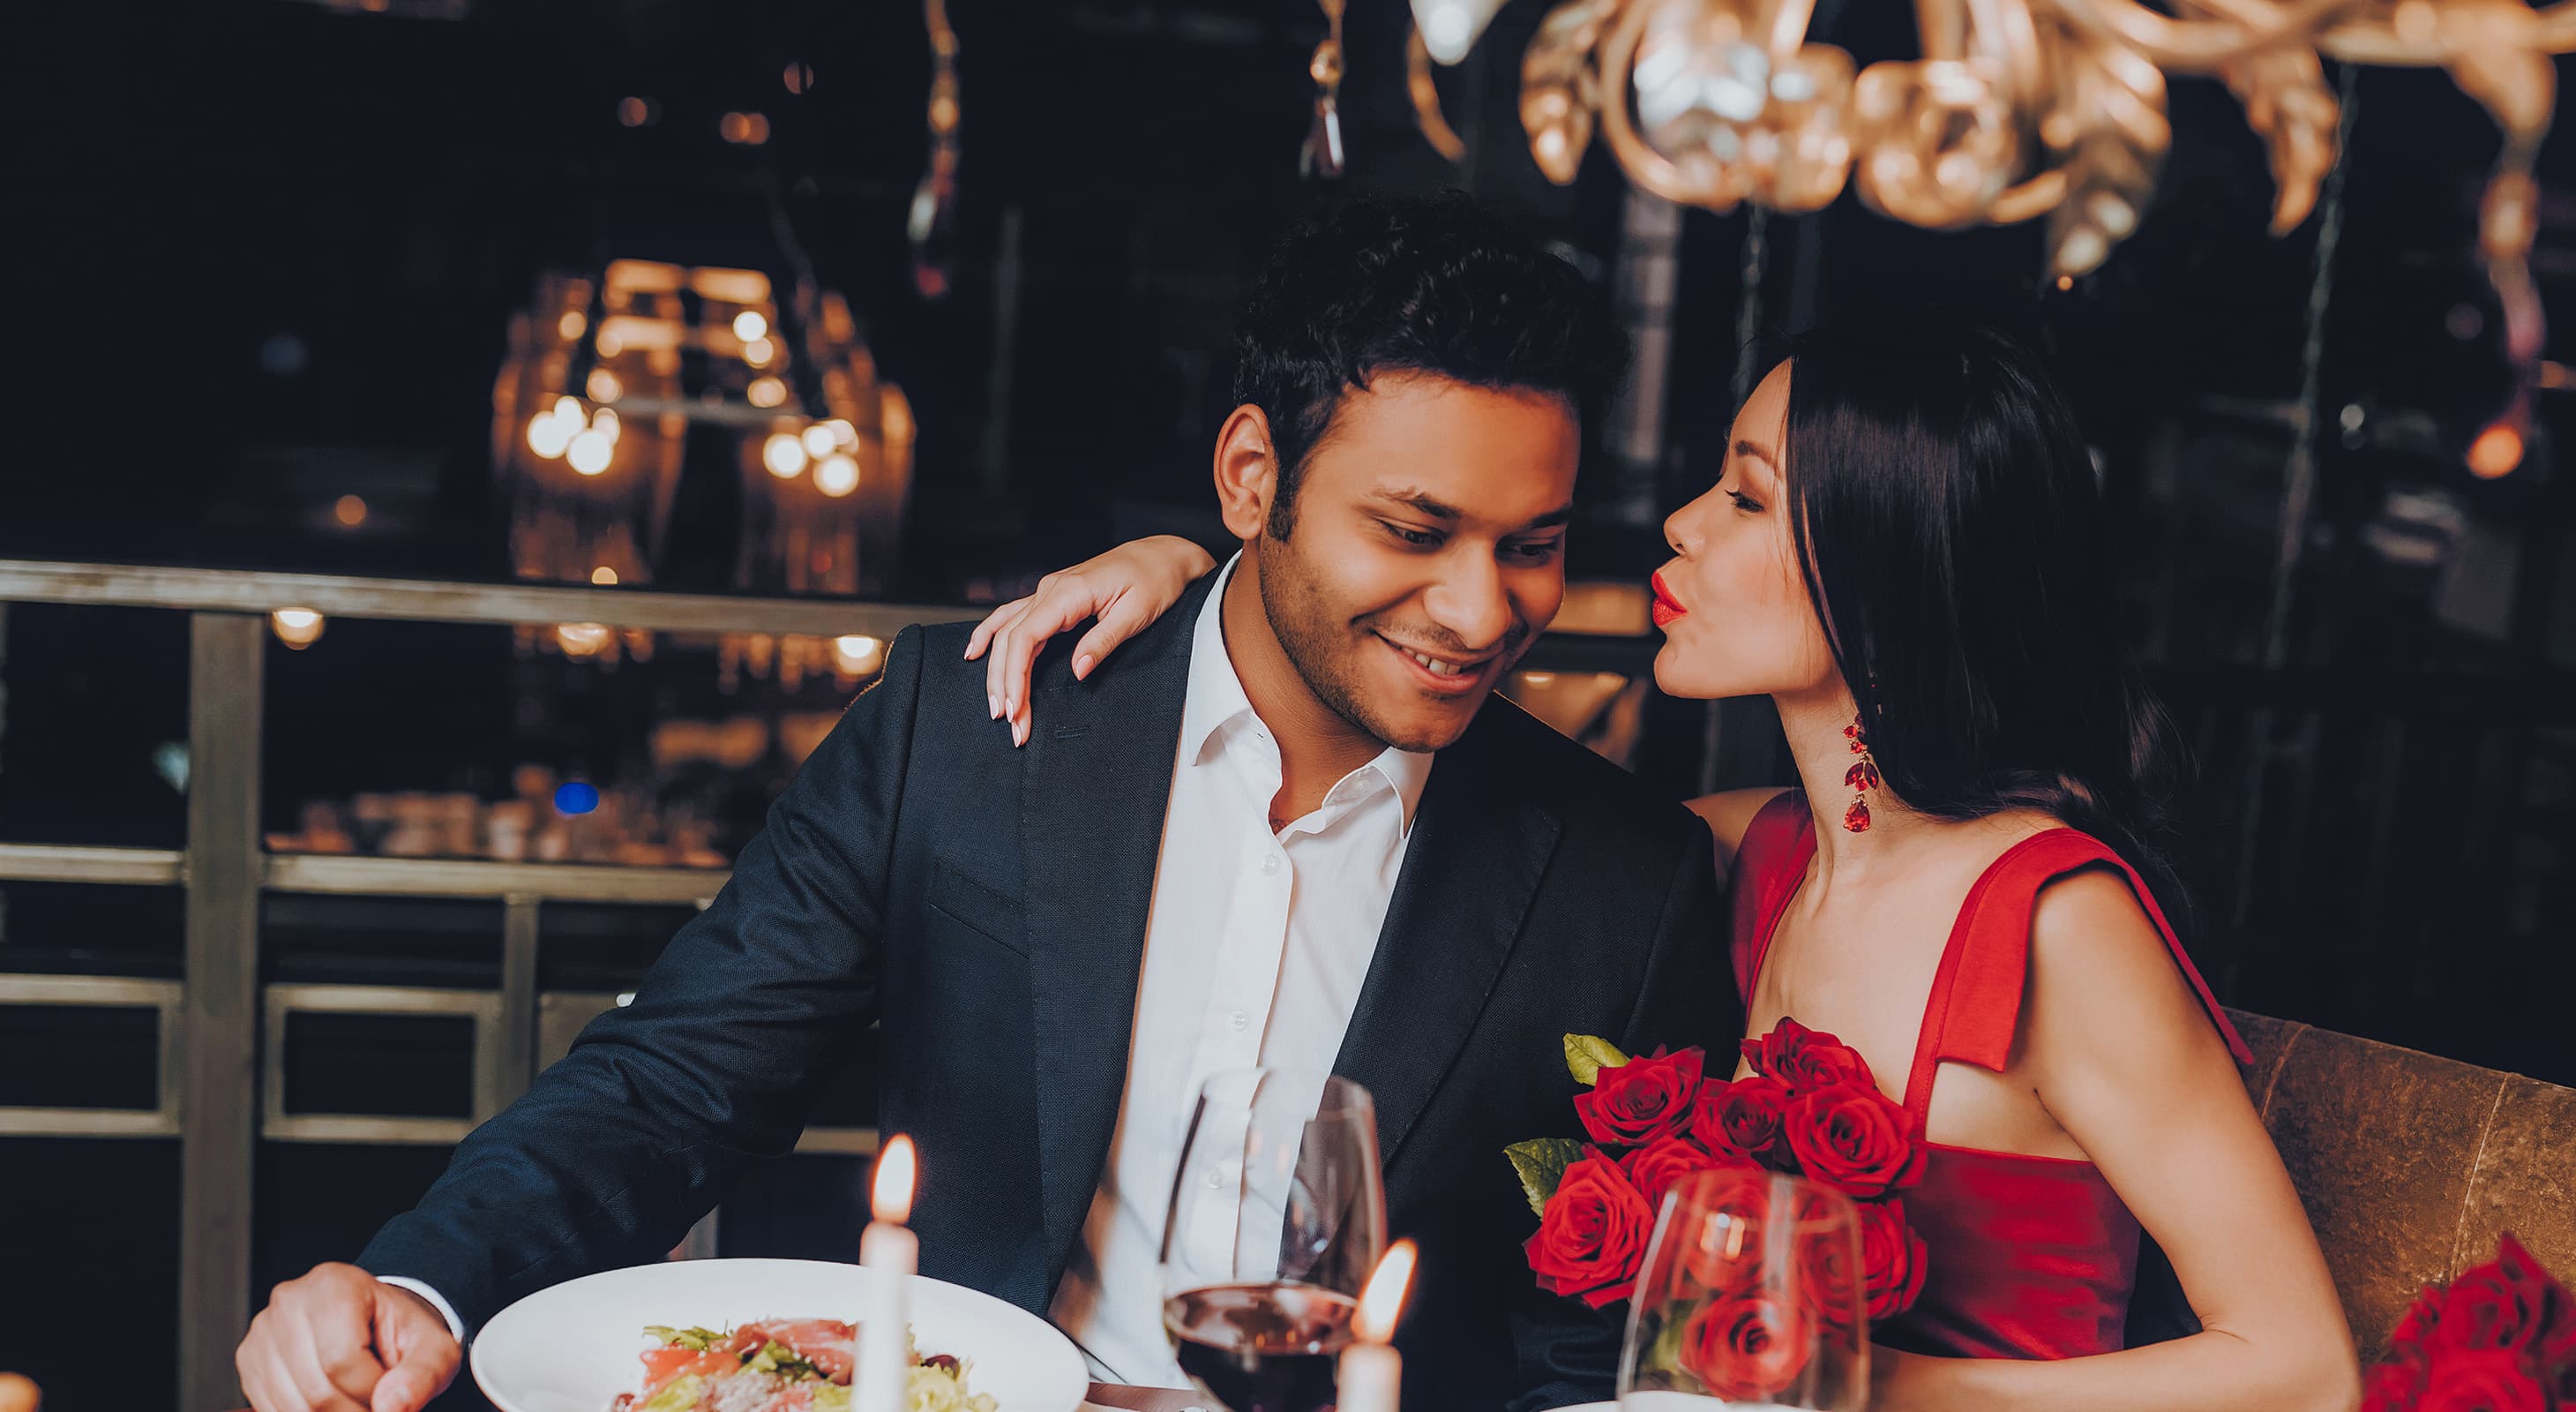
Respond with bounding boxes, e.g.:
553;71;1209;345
1842;714;1880;832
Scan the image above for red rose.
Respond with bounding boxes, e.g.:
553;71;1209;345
1524;1150;1658;1310
1741;1018;1876;1094
2393;1285;2445;1364
2494;1233;2576;1363
1576;1047;1704;1146
1794;1220;1861;1333
2434;1260;2550;1356
1688;1081;1729;1153
1692;1075;1793;1161
1781;1082;1928;1198
1681;1291;1815;1402
2415;1351;2550;1412
1622;1134;1753;1208
1857;1198;1929;1322
1678;1186;1772;1297
2361;1360;2425;1412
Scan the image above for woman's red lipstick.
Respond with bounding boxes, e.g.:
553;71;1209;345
1651;571;1688;629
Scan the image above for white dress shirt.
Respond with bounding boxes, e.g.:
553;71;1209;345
380;559;1432;1373
377;1275;467;1343
1045;556;1431;1386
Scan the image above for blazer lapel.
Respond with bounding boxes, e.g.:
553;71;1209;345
1017;579;1210;1281
1332;712;1561;1168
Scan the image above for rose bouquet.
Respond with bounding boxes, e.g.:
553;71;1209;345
2363;1234;2576;1411
1506;1019;1929;1323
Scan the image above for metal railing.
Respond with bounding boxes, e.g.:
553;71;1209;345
0;557;1659;1412
0;560;979;1412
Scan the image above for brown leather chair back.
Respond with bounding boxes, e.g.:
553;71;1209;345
2227;1008;2576;1358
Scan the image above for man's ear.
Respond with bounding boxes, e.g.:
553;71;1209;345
1213;404;1278;542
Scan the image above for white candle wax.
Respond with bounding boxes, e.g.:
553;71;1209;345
856;1220;917;1412
1336;1339;1400;1412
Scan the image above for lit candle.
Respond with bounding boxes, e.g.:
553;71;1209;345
857;1135;918;1412
1337;1240;1416;1412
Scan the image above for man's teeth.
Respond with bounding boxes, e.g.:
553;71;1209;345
1407;650;1467;677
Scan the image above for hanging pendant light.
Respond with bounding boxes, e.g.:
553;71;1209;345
492;261;916;680
1413;0;1507;64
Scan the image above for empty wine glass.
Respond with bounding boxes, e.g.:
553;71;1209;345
1617;1167;1868;1410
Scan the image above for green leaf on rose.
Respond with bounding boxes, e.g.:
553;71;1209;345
1505;1136;1588;1218
1563;1033;1631;1087
1645;1307;1696;1385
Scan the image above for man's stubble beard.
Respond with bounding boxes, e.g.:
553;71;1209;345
1250;527;1510;756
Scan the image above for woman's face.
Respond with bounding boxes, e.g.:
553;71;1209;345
1651;361;1842;702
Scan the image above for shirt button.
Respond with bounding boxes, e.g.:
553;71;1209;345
1229;1009;1250;1033
1261;855;1281;875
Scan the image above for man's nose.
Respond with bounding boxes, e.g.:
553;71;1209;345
1422;553;1512;652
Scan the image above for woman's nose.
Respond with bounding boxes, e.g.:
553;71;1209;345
1663;499;1698;558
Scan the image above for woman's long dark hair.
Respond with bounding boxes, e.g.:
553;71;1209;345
1779;325;2193;923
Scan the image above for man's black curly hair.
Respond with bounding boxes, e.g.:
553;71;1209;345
1232;191;1627;538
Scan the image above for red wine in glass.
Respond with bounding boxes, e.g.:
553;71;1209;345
1163;1283;1358;1412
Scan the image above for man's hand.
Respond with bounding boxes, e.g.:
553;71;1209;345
236;1265;460;1412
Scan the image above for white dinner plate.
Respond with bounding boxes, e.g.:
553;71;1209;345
470;1257;1089;1412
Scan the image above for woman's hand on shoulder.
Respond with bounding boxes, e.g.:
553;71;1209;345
1684;788;1789;886
964;535;1219;746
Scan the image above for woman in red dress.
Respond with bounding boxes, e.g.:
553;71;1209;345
973;327;2357;1408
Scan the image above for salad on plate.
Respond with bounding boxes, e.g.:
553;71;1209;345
611;1318;996;1412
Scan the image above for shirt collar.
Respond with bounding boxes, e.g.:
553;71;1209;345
1180;554;1436;837
1179;554;1259;767
1359;735;1435;838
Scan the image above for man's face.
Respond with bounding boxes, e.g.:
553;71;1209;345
1252;372;1578;754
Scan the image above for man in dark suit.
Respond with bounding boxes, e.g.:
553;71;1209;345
236;192;1734;1412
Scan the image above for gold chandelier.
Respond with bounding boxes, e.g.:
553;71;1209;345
1413;0;2562;454
493;259;917;683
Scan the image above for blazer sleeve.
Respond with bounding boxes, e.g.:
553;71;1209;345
1505;816;1733;1410
357;624;931;1332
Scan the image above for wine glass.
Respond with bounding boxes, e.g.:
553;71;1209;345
1159;1069;1387;1412
1617;1168;1868;1411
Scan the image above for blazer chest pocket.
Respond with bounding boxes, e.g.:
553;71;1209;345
925;858;1025;956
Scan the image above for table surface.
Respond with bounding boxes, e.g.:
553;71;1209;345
220;1385;1202;1412
1082;1385;1209;1412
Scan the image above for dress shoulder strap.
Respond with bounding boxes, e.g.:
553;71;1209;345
1730;791;1816;1007
1899;829;2251;1122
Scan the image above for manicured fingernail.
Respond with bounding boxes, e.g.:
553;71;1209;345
1075;654;1096;680
988;693;1000;719
1005;693;1017;718
1013;718;1029;747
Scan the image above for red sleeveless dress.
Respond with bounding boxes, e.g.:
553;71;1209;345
1729;792;2250;1358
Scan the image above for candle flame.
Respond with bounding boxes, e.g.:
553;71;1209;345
1355;1239;1417;1343
872;1134;917;1224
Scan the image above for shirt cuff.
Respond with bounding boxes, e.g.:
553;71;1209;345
377;1276;468;1346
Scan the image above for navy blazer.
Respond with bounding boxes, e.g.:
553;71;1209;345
363;576;1735;1409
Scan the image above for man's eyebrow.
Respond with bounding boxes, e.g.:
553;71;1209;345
1373;490;1464;520
1371;490;1574;532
